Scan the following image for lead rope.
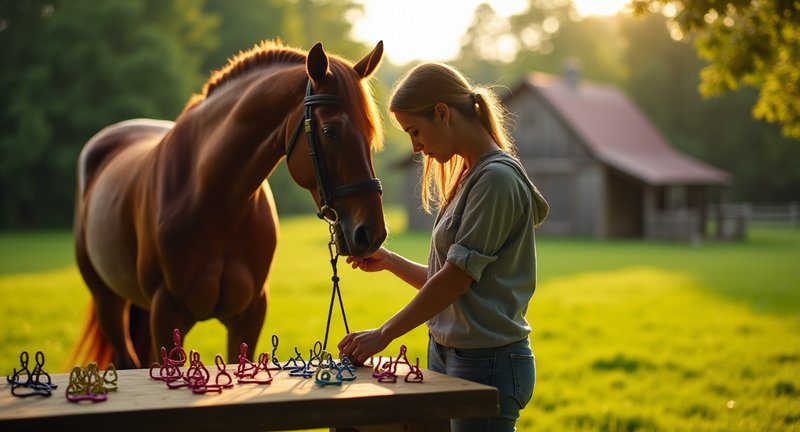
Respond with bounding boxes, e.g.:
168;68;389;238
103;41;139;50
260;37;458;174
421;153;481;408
321;208;350;352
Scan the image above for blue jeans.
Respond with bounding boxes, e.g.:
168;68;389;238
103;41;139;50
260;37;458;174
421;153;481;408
427;336;535;432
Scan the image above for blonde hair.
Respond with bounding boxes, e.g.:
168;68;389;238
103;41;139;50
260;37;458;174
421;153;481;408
389;63;515;213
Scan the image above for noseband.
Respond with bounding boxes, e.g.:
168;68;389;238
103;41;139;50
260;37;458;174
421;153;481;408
286;80;383;223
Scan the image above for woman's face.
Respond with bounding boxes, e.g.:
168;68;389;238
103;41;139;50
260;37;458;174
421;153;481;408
394;109;454;163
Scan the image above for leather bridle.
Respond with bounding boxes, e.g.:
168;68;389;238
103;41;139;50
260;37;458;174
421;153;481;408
286;79;384;352
286;79;383;225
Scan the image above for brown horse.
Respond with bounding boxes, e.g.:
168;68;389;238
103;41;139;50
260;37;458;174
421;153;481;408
72;41;387;369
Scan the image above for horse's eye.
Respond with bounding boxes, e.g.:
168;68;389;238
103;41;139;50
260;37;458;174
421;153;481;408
322;126;338;140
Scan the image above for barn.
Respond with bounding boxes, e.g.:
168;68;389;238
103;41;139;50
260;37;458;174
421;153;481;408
401;69;734;242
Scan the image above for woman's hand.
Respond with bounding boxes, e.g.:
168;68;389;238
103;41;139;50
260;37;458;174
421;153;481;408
345;246;392;272
338;328;392;365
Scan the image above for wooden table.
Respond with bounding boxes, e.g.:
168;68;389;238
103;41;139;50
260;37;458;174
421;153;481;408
0;365;497;431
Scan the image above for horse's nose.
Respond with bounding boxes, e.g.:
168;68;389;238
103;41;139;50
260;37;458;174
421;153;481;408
353;223;385;256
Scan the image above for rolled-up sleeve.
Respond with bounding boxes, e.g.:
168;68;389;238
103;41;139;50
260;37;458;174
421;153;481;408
447;243;498;281
445;164;526;281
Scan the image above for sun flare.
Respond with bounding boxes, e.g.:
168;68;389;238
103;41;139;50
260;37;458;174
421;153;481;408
573;0;631;16
352;0;630;64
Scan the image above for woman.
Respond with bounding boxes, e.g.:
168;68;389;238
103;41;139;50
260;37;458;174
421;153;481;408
338;62;549;431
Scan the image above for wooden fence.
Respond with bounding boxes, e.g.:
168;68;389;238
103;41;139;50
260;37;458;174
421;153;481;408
702;202;798;242
710;202;799;227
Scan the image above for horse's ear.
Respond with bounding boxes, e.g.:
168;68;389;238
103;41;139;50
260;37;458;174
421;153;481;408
353;40;383;79
306;42;330;83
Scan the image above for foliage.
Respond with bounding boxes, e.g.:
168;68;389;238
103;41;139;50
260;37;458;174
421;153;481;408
620;13;800;201
506;0;626;83
0;0;216;228
632;0;800;139
280;0;367;59
201;0;367;73
0;0;373;227
454;1;624;93
2;213;799;431
201;0;284;74
452;0;800;202
2;0;799;228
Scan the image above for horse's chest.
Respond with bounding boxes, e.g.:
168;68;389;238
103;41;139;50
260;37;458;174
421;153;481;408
149;196;276;318
169;255;262;321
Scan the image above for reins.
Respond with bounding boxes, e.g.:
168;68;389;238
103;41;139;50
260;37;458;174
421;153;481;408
285;78;382;351
322;220;349;351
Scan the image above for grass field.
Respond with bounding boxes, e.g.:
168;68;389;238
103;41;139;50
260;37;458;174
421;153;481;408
1;210;798;431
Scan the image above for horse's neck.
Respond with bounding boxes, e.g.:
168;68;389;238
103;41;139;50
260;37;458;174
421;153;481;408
175;67;306;209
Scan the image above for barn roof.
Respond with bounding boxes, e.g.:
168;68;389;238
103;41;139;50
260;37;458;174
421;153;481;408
507;73;730;186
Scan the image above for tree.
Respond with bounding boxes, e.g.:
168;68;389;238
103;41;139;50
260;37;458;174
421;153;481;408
454;1;625;88
632;0;800;139
0;0;216;228
281;0;367;59
509;13;625;84
201;0;284;74
621;12;800;201
203;0;368;73
451;1;800;201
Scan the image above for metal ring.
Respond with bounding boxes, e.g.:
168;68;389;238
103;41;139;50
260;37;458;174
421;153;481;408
318;205;339;225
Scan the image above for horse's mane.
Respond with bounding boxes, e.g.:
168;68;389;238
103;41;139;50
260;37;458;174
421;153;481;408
185;40;306;109
184;40;383;150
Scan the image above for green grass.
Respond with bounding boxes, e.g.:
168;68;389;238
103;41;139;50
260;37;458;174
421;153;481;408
0;230;76;273
1;213;799;432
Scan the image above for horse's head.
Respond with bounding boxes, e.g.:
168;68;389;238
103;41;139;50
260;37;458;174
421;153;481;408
285;42;387;257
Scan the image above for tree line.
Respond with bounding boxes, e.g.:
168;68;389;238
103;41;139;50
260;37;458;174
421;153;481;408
0;0;371;228
1;0;798;229
450;0;799;204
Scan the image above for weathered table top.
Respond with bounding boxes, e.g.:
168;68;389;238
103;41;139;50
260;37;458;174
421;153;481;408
0;365;498;431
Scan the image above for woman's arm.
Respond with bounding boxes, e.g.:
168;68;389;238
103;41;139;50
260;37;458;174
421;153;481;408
346;247;428;290
338;262;472;363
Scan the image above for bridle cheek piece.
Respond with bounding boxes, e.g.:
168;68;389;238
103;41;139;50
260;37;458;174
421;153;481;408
285;81;381;351
286;79;383;226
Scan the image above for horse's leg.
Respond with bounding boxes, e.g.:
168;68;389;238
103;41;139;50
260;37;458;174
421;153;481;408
150;286;197;360
223;289;268;363
128;305;152;364
96;297;141;369
75;256;141;369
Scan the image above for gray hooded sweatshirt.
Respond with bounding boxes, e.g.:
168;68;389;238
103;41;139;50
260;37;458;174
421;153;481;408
427;149;550;348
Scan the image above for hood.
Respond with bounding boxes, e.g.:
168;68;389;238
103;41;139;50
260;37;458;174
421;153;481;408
530;182;549;228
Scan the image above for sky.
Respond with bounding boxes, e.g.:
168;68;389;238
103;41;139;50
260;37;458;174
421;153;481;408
351;0;631;64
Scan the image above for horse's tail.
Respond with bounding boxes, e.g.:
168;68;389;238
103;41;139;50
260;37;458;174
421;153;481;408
67;300;152;370
67;299;113;369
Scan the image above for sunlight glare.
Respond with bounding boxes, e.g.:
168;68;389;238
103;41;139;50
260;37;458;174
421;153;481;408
572;0;630;16
351;0;629;65
351;0;527;64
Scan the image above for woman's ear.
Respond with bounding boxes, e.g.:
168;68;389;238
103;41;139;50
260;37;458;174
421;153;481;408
434;102;450;125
